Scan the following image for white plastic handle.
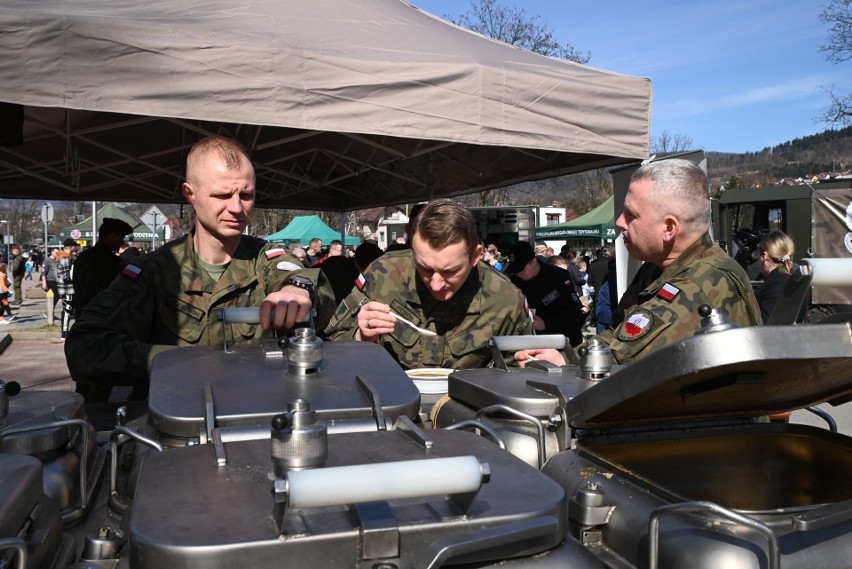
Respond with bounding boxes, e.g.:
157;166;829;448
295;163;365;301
802;258;852;286
491;334;567;352
218;307;261;324
287;456;483;509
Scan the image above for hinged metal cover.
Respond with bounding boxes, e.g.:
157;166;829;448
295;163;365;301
447;367;595;418
148;341;420;438
128;429;566;568
1;391;86;455
567;323;852;429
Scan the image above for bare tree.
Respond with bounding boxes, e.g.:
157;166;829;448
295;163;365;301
449;0;590;64
651;130;694;155
819;0;852;126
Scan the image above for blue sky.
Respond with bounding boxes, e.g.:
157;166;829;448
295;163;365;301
411;0;851;154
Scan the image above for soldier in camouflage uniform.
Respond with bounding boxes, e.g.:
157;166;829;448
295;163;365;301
65;136;335;401
516;159;761;366
325;200;532;369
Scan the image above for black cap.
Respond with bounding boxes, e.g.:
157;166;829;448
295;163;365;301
99;217;134;237
62;238;78;247
506;241;535;274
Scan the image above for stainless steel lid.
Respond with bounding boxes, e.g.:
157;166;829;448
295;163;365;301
567;322;852;429
129;427;567;568
1;391;86;455
447;366;595;417
149;340;420;438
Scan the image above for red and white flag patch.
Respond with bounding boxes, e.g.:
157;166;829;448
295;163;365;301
264;248;288;259
355;273;366;290
121;264;142;279
657;282;680;302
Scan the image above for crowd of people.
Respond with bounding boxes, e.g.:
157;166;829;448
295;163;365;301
0;137;792;405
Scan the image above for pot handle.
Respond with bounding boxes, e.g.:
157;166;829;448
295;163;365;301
648;501;779;569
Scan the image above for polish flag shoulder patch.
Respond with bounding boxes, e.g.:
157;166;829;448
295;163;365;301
355;273;367;290
617;309;654;342
121;264;142;279
264;248;289;259
657;282;681;302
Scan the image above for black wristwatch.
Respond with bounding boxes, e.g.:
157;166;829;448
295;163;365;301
284;275;315;298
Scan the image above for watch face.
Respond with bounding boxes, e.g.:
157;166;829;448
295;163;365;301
287;276;313;289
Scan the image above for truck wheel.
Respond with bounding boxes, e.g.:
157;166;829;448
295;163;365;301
806;304;837;324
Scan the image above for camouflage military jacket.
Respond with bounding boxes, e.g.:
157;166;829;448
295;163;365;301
324;250;532;369
65;234;335;387
599;234;761;363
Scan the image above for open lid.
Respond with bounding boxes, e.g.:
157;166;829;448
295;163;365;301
567;322;852;430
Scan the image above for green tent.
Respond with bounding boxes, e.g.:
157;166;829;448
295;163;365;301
534;196;616;241
264;215;360;246
59;203;165;244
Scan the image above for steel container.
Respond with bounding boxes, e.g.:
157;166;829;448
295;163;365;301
440;322;852;567
0;389;105;527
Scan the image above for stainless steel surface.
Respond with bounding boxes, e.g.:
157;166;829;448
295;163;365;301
567;322;852;429
148;341;420;439
128;428;569;568
271;399;328;474
440;321;852;567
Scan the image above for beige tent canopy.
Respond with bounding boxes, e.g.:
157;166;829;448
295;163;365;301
0;0;651;211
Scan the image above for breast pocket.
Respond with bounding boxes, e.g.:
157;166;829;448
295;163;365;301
159;297;206;344
447;325;493;366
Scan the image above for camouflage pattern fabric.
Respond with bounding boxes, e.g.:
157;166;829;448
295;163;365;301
598;234;761;363
65;234;335;388
324;249;532;369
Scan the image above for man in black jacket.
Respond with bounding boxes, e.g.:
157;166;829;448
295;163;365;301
508;241;585;347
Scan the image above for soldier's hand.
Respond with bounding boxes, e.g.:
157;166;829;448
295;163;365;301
356;301;396;342
260;286;312;330
514;348;565;368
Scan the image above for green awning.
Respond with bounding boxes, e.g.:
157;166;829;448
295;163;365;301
534;196;616;240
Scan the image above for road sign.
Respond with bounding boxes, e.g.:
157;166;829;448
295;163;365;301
140;205;166;231
41;202;54;223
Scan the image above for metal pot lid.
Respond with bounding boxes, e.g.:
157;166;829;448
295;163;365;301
567;322;852;430
447;367;594;417
148;341;420;438
1;391;86;455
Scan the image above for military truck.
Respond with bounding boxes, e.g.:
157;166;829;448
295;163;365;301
468;206;539;247
715;178;852;321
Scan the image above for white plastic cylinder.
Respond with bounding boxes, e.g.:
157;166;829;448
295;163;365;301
219;307;261;324
287;456;483;509
802;258;852;286
491;334;567;352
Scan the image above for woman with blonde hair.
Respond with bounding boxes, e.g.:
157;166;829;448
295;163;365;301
755;230;803;323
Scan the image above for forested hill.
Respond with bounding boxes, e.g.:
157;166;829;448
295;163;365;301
707;125;852;189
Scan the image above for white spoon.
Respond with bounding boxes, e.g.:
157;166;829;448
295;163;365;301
389;311;437;336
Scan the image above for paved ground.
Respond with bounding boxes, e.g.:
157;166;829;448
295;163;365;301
0;276;74;392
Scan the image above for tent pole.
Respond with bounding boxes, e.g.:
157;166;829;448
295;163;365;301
338;210;345;248
92;201;97;246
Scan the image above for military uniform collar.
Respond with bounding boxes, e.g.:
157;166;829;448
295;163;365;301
642;233;713;296
181;231;246;295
